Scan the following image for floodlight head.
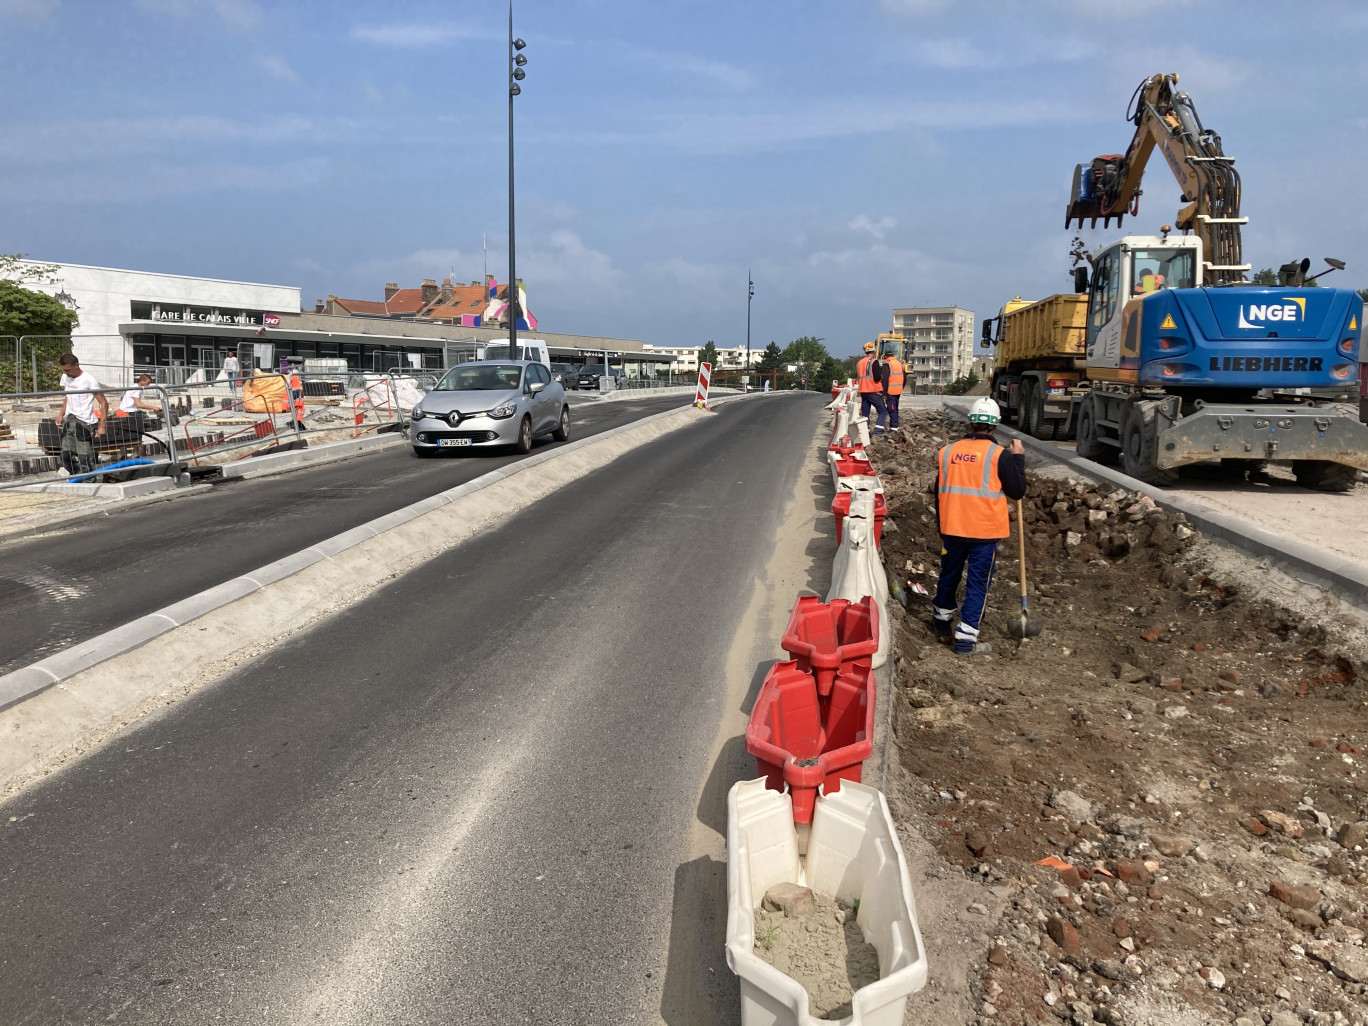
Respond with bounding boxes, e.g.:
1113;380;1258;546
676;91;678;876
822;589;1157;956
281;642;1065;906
515;53;527;66
510;83;521;95
513;37;526;49
513;67;525;80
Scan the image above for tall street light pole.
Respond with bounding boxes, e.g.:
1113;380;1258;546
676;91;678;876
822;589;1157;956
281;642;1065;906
746;272;754;390
508;6;527;359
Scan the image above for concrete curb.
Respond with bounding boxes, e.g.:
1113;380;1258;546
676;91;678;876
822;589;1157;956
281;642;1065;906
11;476;178;499
218;431;404;480
0;397;773;713
953;406;1368;611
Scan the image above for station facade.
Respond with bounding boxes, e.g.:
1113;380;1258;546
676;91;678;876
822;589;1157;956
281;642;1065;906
16;261;658;384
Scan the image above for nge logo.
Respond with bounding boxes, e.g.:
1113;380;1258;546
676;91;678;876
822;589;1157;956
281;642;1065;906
1238;298;1306;330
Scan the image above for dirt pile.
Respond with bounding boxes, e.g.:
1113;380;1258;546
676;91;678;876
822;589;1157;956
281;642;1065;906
867;409;1368;1026
752;885;880;1019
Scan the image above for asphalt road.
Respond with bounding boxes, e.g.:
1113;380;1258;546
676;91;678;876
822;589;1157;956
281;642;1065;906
0;391;824;1025
0;393;689;675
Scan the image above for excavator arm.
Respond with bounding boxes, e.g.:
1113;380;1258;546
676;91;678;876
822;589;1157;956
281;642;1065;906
1065;73;1249;284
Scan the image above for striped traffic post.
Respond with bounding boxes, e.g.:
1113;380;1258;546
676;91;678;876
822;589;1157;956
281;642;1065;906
694;362;712;408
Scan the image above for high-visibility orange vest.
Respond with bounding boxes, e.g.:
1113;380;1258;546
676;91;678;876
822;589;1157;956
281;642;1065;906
937;436;1009;539
289;373;306;417
884;357;905;395
856;355;880;393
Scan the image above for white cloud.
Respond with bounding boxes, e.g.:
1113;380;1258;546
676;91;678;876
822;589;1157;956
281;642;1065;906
623;46;752;89
850;215;895;241
0;157;328;203
252;54;301;84
135;0;262;31
350;22;498;48
0;0;59;19
0;114;332;165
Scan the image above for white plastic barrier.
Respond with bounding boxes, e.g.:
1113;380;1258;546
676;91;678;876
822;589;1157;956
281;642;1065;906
726;779;928;1026
830;407;851;447
826;515;889;667
829;449;872;491
854;418;870;449
836;473;884;496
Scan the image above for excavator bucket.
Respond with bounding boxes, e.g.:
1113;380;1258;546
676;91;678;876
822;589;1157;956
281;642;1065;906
1065;158;1126;229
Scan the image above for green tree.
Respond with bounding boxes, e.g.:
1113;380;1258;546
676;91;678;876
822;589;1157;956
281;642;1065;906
780;336;829;384
943;370;980;396
0;253;62;287
696;340;720;371
816;356;846;390
757;341;783;373
0;280;79;391
1357;288;1368;305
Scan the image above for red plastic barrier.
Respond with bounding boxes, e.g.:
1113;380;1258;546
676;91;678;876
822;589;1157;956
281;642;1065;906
747;660;876;824
831;491;888;547
828;438;863;458
832;455;877;480
780;596;879;698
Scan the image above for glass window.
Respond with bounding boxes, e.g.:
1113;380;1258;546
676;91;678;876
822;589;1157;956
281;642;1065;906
1088;250;1119;342
1130;248;1196;294
435;363;523;391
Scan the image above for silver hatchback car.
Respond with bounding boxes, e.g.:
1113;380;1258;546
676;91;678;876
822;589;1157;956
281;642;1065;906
409;361;570;457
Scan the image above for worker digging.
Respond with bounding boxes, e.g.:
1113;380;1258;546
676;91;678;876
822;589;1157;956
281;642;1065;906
865;407;1368;1026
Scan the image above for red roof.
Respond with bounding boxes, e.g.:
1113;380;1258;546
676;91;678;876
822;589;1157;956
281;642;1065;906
385;289;425;315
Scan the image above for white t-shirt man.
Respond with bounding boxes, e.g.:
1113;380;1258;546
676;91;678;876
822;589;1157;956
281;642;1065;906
219;354;240;380
118;387;143;414
60;370;103;424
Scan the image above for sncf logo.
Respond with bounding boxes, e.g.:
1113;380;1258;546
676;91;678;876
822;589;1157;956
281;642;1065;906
1238;298;1306;329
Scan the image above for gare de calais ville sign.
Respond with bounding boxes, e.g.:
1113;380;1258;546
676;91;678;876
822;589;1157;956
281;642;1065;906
133;302;282;328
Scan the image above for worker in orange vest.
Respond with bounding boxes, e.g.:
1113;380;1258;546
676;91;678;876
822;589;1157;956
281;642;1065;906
855;342;888;435
882;347;905;431
931;397;1026;656
288;370;307;430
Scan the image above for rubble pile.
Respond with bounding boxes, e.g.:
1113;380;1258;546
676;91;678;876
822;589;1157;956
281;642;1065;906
867;409;1368;1026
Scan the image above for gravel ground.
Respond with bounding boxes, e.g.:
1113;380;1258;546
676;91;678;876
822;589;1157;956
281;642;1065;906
867;410;1368;1026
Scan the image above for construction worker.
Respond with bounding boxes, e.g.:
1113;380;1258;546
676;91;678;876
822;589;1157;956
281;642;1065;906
288;368;307;430
931;397;1026;657
882;346;905;431
856;342;888;435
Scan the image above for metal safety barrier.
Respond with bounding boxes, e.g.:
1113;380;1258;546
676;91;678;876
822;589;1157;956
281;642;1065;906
0;383;182;490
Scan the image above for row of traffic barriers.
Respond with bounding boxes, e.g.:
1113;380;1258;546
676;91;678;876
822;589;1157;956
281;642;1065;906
725;384;928;1025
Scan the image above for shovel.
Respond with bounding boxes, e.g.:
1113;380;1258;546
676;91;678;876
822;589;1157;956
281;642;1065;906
1006;497;1044;640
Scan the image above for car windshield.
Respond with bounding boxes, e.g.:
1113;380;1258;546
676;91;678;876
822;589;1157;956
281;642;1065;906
434;364;523;391
579;366;606;374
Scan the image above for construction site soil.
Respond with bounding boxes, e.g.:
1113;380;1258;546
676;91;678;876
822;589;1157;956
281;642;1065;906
869;409;1368;1026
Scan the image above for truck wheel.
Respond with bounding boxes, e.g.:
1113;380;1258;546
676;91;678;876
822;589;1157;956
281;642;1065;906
1025;384;1059;441
1076;402;1116;464
1019;380;1036;435
1293;460;1358;492
1121;408;1179;486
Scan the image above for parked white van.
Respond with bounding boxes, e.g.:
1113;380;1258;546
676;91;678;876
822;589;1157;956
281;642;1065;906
483;339;549;367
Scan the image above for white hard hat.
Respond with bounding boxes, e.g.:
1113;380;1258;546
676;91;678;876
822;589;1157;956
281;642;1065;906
968;397;1001;425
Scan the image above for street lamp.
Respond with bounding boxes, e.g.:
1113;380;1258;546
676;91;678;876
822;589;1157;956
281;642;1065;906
508;5;527;360
746;272;754;391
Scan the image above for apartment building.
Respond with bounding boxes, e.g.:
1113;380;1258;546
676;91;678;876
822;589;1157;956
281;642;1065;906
642;344;762;374
889;306;976;390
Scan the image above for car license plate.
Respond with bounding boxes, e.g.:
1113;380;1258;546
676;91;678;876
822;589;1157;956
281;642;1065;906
439;438;472;447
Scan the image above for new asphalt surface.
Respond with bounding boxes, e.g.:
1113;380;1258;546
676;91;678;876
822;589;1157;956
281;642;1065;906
0;393;689;675
0;391;825;1025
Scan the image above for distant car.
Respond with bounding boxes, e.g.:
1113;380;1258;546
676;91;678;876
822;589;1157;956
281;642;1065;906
576;365;624;390
549;362;578;389
409;360;569;457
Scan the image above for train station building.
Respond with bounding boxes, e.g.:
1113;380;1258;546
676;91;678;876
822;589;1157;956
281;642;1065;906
16;261;659;384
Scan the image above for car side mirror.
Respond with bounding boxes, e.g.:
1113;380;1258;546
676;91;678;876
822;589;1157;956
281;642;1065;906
529;381;546;393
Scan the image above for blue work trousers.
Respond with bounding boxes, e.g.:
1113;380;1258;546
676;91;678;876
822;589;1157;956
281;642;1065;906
932;537;998;651
859;392;887;431
885;393;901;429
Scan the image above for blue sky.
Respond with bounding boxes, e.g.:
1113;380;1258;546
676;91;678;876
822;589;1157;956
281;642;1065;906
2;0;1366;357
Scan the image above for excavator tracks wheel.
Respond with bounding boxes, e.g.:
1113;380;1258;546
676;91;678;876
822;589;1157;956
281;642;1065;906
1293;460;1359;493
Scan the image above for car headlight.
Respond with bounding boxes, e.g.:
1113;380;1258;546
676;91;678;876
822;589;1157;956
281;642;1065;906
487;401;517;420
410;406;425;420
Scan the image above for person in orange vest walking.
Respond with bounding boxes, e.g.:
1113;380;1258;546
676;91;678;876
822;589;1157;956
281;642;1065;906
288;369;307;430
855;341;888;435
931;397;1026;656
882;347;905;431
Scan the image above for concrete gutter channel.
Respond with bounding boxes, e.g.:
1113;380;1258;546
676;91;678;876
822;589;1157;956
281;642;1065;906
0;392;775;725
941;403;1368;612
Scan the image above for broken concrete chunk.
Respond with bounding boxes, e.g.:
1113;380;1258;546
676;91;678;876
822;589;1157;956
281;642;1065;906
762;882;815;918
1049;788;1094;824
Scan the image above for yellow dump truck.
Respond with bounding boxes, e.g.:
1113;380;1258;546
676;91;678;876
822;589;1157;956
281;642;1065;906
981;294;1088;439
